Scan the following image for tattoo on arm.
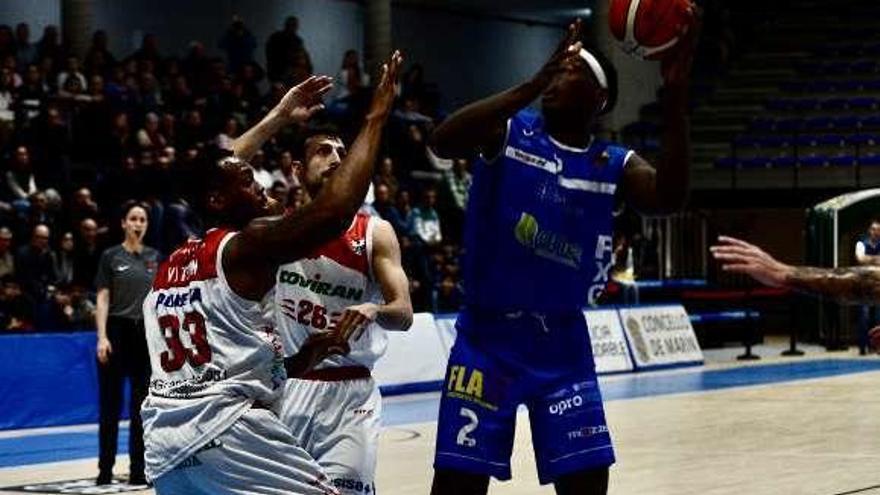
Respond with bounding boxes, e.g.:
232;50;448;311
786;266;880;305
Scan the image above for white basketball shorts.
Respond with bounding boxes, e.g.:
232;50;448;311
153;407;338;495
275;375;382;495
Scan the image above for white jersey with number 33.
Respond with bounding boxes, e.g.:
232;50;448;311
273;213;385;369
141;229;286;480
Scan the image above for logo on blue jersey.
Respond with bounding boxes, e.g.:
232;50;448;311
514;212;583;268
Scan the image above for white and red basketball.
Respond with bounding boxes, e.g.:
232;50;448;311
609;0;695;60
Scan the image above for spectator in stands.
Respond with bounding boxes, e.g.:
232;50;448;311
219;16;257;73
373;183;394;221
177;109;207;150
855;219;880;355
336;49;369;101
395;96;434;125
271;150;299;188
57;55;87;94
0;275;34;331
162;195;201;255
53;231;75;286
0;67;14;147
266;16;306;82
435;275;461;312
0;26;14;62
0;227;14;279
15;64;46;129
251;149;273;189
40;106;73;189
51;283;95;330
374;156;399;199
290;50;313;85
388;189;417;240
136;112;168;166
6;146;37;209
94;201;158;485
36;25;63;70
14;23;35;71
25;190;56;234
413;187;442;246
15;224;55;303
74;218;101;289
215;116;239;150
442;158;471;239
131;33;161;68
137;73;163;114
84;30;115;77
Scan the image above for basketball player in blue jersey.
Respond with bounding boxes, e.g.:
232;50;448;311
428;19;698;495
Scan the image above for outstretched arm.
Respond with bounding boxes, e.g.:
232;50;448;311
711;236;880;305
429;21;583;159
621;11;698;215
225;52;404;301
230;75;333;160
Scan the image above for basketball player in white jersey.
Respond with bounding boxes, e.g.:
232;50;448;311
270;131;413;495
140;51;403;494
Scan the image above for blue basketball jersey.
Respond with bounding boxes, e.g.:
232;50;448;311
462;109;633;313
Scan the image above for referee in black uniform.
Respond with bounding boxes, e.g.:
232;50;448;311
94;201;160;485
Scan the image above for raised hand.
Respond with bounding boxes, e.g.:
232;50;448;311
533;19;584;89
276;75;334;124
710;236;793;287
367;50;404;120
661;3;701;86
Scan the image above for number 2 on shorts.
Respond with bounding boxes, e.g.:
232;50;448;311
456;407;478;447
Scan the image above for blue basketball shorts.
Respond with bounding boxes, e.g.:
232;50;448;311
433;313;615;485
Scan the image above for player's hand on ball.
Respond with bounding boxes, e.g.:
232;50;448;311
710;236;793;288
534;19;583;89
368;50;404;120
660;3;701;86
96;337;113;365
276;75;334;124
285;331;351;377
333;303;379;342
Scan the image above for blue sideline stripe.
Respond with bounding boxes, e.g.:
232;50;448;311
0;431;128;468
380;380;445;397
4;359;880;468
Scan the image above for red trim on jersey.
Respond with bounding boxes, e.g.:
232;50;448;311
305;213;370;276
153;229;232;289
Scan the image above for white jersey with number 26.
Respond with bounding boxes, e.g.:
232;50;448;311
272;213;385;369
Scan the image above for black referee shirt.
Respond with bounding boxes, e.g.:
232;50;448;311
94;245;160;321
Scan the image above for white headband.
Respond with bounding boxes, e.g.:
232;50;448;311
578;48;608;90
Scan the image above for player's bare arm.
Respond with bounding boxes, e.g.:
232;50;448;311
712;235;880;305
336;219;414;340
230;75;333;161
429;21;584;159
620;11;699;215
226;51;404;301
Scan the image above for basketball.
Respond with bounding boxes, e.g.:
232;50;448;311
609;0;695;60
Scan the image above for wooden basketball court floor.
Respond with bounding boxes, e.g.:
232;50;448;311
4;351;880;495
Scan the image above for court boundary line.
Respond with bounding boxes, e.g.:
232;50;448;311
831;483;880;495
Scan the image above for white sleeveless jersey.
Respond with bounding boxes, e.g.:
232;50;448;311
141;229;286;480
272;213;386;369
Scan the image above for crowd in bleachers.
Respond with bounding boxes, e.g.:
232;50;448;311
0;16;469;331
